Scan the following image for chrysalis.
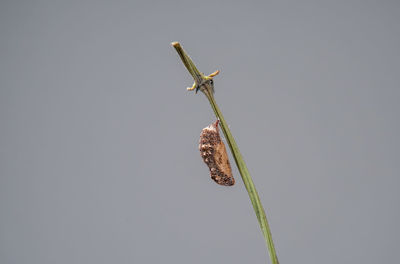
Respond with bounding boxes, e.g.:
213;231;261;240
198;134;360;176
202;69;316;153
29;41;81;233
199;120;235;186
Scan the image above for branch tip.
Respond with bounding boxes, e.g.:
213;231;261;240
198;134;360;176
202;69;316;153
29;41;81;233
171;41;180;47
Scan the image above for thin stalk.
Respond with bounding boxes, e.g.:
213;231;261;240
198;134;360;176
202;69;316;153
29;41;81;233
172;42;279;264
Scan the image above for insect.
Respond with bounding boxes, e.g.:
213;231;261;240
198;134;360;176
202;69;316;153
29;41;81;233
199;120;235;186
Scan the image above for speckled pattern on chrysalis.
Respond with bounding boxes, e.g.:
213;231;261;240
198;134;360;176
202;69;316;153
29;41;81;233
199;120;235;186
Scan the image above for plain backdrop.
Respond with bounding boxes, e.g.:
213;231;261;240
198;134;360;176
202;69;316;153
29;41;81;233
1;1;399;263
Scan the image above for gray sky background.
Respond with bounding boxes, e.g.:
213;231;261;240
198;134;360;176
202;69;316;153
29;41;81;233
1;1;399;263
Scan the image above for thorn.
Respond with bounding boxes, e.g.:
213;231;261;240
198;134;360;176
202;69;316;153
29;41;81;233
187;82;197;91
208;70;220;78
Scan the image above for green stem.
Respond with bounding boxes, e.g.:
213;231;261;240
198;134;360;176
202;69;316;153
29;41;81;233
172;42;279;264
205;89;279;264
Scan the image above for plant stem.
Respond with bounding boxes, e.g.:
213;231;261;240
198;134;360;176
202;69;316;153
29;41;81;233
172;42;279;264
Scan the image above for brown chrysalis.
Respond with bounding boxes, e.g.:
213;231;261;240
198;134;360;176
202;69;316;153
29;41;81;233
199;120;235;186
